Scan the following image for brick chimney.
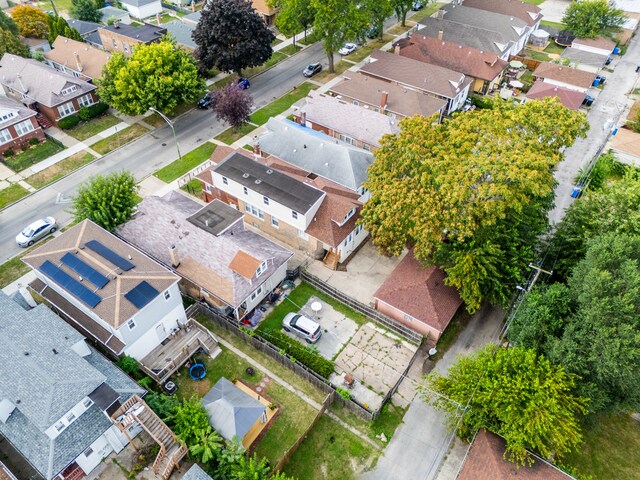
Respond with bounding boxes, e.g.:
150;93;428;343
253;135;261;156
169;244;180;268
156;13;161;25
73;52;83;72
300;110;306;126
380;91;388;111
394;44;400;54
437;30;444;41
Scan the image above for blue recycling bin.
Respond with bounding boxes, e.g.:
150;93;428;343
613;47;620;55
592;78;600;87
571;186;582;198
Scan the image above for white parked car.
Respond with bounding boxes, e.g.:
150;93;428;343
282;312;322;344
16;216;57;247
338;43;357;56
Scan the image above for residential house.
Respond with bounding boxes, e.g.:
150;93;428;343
416;17;513;60
526;80;586;110
182;10;202;26
533;61;596;93
98;23;166;56
457;430;576;480
359;50;472;114
0;95;46;155
394;35;508;94
0;54;98;127
293;91;400;150
163;20;197;51
44;36;111;83
117;191;293;322
462;0;543;32
119;0;162;20
199;147;367;268
67;19;103;47
329;72;447;121
99;6;131;25
373;250;462;341
20;37;51;55
22;219;217;385
181;0;277;26
572;37;617;57
183;464;213;480
0;290;145;480
560;47;609;73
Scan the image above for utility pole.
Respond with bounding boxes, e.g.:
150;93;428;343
526;263;552;292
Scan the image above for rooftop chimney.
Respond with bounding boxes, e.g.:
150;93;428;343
169;244;180;268
300;110;306;126
394;44;400;55
73;52;83;72
437;30;444;41
380;91;389;111
253;136;261;157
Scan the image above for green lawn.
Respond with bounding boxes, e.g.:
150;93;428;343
0;255;30;288
25;151;96;190
179;178;203;198
544;42;566;55
90;124;150;155
431;309;473;361
409;2;447;23
214;122;258;144
541;20;567;31
387;23;412;36
2;139;64;173
524;49;551;62
272;38;283;47
347;35;394;64
250;82;316;125
297;31;321;46
143;113;169;128
283;415;378;480
154;142;216;182
565;414;640;480
279;44;302;56
329;400;407;446
522;0;545;4
0;183;30;209
243;51;288;78
312;60;353;83
66;114;121;141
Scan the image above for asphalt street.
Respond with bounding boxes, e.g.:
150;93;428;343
0;42;324;263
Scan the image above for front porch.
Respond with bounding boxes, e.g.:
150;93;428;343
139;318;220;385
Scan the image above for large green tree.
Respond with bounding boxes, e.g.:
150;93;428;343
360;0;392;39
11;5;49;38
562;0;626;38
48;15;83;44
0;9;19;35
271;0;313;47
0;29;31;57
423;345;587;466
361;97;588;312
70;0;102;22
97;39;205;115
192;0;274;75
71;171;137;231
169;396;210;446
391;0;414;27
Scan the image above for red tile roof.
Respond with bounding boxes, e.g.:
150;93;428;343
533;62;596;89
526;80;585;110
458;430;575;480
373;250;462;333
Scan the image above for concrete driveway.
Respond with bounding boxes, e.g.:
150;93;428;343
538;0;570;23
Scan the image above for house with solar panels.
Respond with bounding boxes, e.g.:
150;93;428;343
22;219;218;385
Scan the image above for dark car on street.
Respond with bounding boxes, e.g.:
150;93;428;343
197;92;214;109
237;77;251;89
303;63;322;77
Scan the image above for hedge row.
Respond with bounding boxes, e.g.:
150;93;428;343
262;328;335;378
58;102;110;130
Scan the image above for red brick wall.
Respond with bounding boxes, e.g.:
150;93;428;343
38;92;98;126
374;298;441;340
0;116;46;156
98;29;146;56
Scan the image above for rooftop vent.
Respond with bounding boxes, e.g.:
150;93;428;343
255;179;262;184
242;173;250;178
52;349;58;355
266;169;273;174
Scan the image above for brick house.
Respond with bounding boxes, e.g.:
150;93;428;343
0;95;45;156
44;36;111;83
98;23;166;56
0;54;98;127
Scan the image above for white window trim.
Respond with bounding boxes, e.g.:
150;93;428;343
244;203;264;220
163;290;171;301
256;260;268;277
222;176;228;185
14;119;35;136
0;128;12;145
291;210;298;220
263;196;269;205
127;318;136;330
271;216;279;228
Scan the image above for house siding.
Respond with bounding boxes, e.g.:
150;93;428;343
0;116;45;155
122;1;162;19
539;78;590;93
98;29;155;56
374;298;438;340
294;117;376;151
240;261;288;313
34;92;98;126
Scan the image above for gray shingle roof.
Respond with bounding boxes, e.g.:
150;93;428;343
182;10;202;25
0;95;37;127
440;4;528;44
213;152;325;214
183;464;213;480
560;47;609;69
100;23;166;43
121;0;160;8
67;19;100;36
99;6;130;22
0;54;96;108
258;118;374;192
163;20;196;50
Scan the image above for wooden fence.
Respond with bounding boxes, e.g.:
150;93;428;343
510;55;541;72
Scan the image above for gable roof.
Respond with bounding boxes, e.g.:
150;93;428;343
228;251;262;280
183;465;213;480
373;250;462;333
396;35;508;82
360;50;472;99
572;36;616;52
560;47;609;69
526;80;585;110
533;61;596;89
163;20;196;50
441;4;529;43
99;6;130;21
0;95;37;127
458;430;576;480
462;0;542;27
67;19;100;36
22;220;178;330
202;378;265;442
297;91;400;147
100;23;166;43
259;117;374;192
417;17;513;57
329;72;447;119
44;36;111;80
0;54;96;108
120;0;160;7
117;193;292;307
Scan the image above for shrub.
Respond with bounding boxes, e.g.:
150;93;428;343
20;143;28;151
58;114;80;129
28;137;41;146
78;107;92;121
86;102;109;118
263;329;335;378
336;387;352;400
117;355;143;379
145;391;180;422
4;148;15;157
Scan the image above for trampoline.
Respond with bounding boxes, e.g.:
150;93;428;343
189;361;206;380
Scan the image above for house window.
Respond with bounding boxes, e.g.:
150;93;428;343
205;184;211;193
340;207;355;226
0;128;12;145
256;260;268;277
243;186;248;195
249;285;264;302
404;314;413;322
78;94;94;107
222;176;228;185
130;45;134;53
123;41;128;52
54;421;65;432
66;413;76;423
362;144;371;151
61;85;78;95
83;398;93;408
127;318;136;330
271;216;279;228
58;102;76;118
113;39;118;49
164;290;171;300
0;111;15;122
72;71;81;78
339;134;355;145
244;203;264;219
84;447;94;457
263;196;269;205
291;210;298;220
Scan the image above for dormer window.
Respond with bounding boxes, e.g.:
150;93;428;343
83;398;93;408
340;207;356;226
54;421;65;432
0;111;15;122
61;85;78;95
256;260;268;277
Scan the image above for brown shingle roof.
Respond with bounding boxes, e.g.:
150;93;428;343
229;251;262;279
373;250;461;333
360;50;472;99
533;62;596;89
526;80;585;110
462;0;542;26
572;36;616;52
458;430;575;480
44;36;111;80
396;35;508;82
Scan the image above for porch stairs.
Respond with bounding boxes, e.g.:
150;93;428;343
323;250;340;270
35;113;53;129
112;395;187;480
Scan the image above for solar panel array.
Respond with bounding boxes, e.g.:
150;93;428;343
85;240;135;271
125;281;160;309
60;252;110;289
41;260;102;308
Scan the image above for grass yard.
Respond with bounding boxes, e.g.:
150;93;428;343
387;23;412;36
279;44;302;56
347;35;394;63
329;400;407;446
214;122;258;144
2;139;64;173
522;0;545;4
524;49;551;62
409;2;447;23
25;151;95;190
256;282;368;335
250;82;316;125
565;414;640;480
283;415;378;480
159;12;175;24
154;142;216;182
243;51;288;78
297;32;321;46
66;114;121;141
169;101;198;119
179;178;203;198
541;20;566;31
272;38;283;47
143;112;169;128
0;255;30;288
431;309;473;361
312;60;353;83
544;42;566;55
0;183;30;209
90;124;149;155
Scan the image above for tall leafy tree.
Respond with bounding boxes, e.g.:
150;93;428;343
309;0;367;72
271;0;313;47
97;39;205;115
391;0;413;27
48;15;83;44
211;83;253;130
0;29;31;57
0;9;19;35
562;0;626;38
169;396;210;446
360;0;392;39
70;0;102;23
361;97;588;312
11;5;49;38
71;171;137;231
192;0;274;75
189;426;223;464
231;455;270;480
422;345;587;466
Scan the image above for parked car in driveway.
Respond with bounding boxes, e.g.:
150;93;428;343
303;63;322;77
338;43;357;55
283;312;322;343
16;217;57;247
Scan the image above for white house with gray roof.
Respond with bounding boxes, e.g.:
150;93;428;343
119;0;161;19
0;291;144;480
163;20;197;51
